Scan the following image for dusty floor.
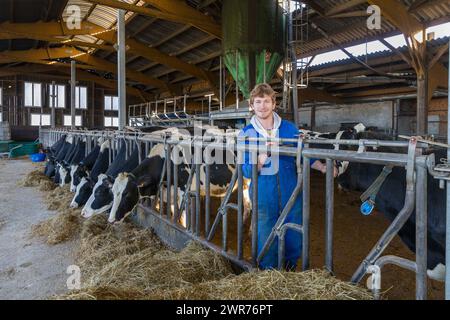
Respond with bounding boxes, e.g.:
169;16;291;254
0;158;75;300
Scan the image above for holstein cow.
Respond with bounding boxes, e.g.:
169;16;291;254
69;140;102;192
59;138;86;187
53;135;79;184
336;130;446;281
81;140;143;218
70;139;111;208
107;126;247;225
45;135;72;178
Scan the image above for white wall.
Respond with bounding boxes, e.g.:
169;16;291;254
298;101;394;133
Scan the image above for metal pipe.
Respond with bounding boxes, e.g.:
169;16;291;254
251;151;258;266
325;158;334;273
351;140;418;283
205;164;211;236
222;203;228;251
278;223;304;270
117;9;126;131
51;81;56;129
289;7;299;127
446;36;450;300
302;155;310;270
235;49;239;110
237;156;244;260
71;61;76;130
415;163;428;300
207;169;238;241
173;149;179;224
166;145;172;220
219;56;223;111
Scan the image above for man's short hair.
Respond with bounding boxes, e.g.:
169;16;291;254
249;83;276;105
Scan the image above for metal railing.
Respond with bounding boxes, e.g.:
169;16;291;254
39;127;433;299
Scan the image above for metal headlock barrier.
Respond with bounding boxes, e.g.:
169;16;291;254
39;127;442;300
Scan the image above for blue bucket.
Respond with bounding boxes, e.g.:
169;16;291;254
30;153;46;162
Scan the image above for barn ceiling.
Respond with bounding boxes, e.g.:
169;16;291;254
0;0;448;103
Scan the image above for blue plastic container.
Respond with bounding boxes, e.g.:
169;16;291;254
30;153;46;162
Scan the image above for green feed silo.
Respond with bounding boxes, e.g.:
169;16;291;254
222;0;286;99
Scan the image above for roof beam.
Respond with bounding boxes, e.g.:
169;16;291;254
325;0;367;16
0;46;174;93
367;0;424;36
96;31;218;92
85;0;221;39
0;21;216;92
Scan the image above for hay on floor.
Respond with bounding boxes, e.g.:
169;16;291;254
44;186;73;211
18;169;55;189
152;269;373;300
31;209;82;245
57;268;372;300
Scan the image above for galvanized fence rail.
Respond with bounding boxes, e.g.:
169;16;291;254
39;127;434;300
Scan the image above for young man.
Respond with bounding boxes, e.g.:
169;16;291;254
240;83;335;270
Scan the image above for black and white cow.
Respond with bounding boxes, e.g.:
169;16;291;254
81;139;143;218
107;126;248;224
45;135;73;178
59;139;86;187
69;140;102;192
44;134;67;176
70;139;111;208
336;130;446;281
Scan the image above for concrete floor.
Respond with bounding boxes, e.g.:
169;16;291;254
0;158;75;300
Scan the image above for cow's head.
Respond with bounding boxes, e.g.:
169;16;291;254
108;173;139;223
334;123;366;176
70;164;88;192
59;164;71;187
70;177;93;208
81;174;114;218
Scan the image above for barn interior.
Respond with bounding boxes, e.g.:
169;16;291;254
0;0;449;301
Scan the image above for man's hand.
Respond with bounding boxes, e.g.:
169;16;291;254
258;153;269;171
311;160;338;177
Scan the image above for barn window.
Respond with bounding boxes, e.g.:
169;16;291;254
30;113;50;126
0;112;2;122
0;87;3;106
63;115;82;127
25;82;42;107
104;95;119;111
48;84;66;108
104;116;118;127
75;86;87;109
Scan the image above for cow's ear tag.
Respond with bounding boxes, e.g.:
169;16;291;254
360;200;375;216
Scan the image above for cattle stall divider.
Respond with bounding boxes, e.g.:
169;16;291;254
39;128;433;299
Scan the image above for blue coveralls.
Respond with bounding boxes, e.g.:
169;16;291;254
240;120;315;270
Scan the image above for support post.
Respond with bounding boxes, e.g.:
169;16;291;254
325;158;334;273
416;74;428;135
117;9;127;131
71;61;76;130
446;37;450;300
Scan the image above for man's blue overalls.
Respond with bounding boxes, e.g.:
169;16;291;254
240;120;315;270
